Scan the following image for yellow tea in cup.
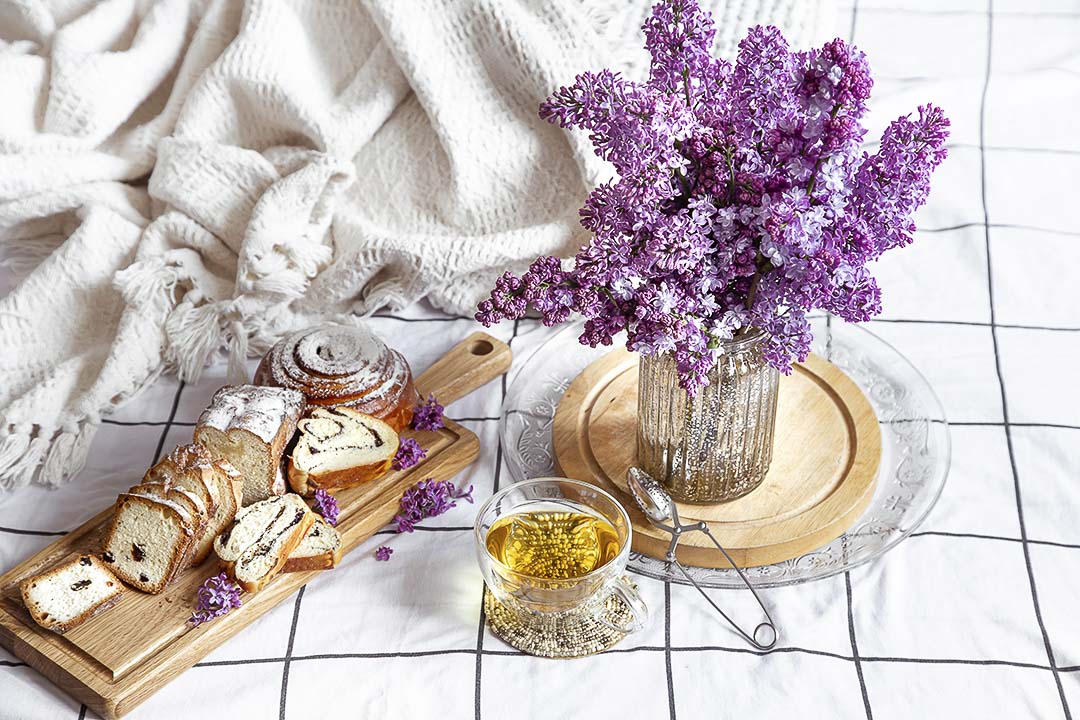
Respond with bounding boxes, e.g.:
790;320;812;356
474;478;648;635
485;509;621;580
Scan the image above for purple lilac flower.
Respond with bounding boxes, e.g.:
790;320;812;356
476;1;949;396
411;394;445;431
394;513;416;534
393;478;463;533
189;572;242;627
451;482;475;504
312;488;340;527
642;0;726;106
393;437;427;470
375;546;393;562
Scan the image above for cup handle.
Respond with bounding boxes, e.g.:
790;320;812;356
596;576;649;635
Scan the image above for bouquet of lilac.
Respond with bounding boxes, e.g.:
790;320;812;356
476;0;949;394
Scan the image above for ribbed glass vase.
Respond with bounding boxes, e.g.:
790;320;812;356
636;329;779;504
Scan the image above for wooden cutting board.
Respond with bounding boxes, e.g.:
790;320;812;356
553;348;881;568
0;331;511;719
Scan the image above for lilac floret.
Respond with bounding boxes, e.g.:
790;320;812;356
393;437;427;470
450;482;474;504
189;572;242;627
393;478;464;533
312;488;340;527
411;395;445;431
476;0;949;396
375;546;394;562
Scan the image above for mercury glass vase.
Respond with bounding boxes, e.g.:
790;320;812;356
636;330;779;504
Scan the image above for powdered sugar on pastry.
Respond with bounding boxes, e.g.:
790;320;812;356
198;385;306;445
253;324;418;431
293;326;396;384
195;385;305;506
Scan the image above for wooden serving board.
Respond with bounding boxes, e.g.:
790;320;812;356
0;331;511;719
553;348;881;569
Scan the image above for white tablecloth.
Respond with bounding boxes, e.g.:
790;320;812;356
2;0;1079;718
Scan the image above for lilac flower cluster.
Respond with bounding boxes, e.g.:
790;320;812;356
375;546;394;562
476;0;949;394
312;488;340;527
393;437;427;470
411;394;445;431
393;479;475;533
188;572;242;627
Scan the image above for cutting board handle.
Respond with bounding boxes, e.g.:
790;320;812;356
415;331;512;405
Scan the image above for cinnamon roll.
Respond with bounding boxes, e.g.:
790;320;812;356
253;324;419;432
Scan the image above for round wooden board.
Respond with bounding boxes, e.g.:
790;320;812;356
553;349;882;569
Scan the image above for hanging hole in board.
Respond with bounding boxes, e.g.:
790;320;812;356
469;339;494;356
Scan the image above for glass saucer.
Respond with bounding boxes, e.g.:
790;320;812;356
500;316;951;589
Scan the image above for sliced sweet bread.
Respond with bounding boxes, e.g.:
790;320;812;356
214;494;313;592
128;482;209;567
20;555;125;634
214;494;301;564
144;443;244;566
102;494;195;594
131;483;208;537
144;443;221;516
282;517;342;573
195;385;306;506
287;407;398;495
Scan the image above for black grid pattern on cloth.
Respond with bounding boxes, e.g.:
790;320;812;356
0;1;1078;718
474;318;518;720
978;1;1070;715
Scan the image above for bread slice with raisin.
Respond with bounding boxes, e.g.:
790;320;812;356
20;555;125;634
214;494;313;592
287;407;398;495
144;443;244;566
282;517;342;572
102;494;195;594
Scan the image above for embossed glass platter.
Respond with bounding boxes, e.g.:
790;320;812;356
500;316;951;588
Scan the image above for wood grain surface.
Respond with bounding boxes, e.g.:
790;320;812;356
553;348;881;569
0;331;509;719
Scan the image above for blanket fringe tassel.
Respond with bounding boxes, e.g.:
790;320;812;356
40;422;97;488
114;258;180;313
165;296;269;385
226;319;250;384
164;300;223;384
0;421;99;492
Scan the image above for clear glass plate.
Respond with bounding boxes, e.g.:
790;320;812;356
500;316;951;588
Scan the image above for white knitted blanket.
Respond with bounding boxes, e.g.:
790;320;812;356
0;0;831;492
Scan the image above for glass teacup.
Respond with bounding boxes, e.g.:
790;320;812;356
474;478;648;636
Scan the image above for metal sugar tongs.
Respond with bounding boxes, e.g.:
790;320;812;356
627;467;778;651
